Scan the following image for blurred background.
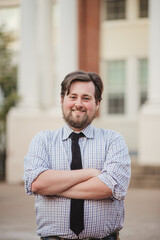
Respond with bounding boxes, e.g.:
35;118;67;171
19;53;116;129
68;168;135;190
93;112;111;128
0;1;160;240
0;0;160;186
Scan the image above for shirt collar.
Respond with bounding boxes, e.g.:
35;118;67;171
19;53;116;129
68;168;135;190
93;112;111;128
62;124;94;140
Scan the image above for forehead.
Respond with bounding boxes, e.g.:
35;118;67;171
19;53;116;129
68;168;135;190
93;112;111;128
69;81;95;96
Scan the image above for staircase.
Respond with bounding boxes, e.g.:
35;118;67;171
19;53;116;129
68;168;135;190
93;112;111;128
129;163;160;188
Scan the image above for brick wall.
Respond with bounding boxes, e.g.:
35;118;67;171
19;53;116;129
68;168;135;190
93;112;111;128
78;0;100;73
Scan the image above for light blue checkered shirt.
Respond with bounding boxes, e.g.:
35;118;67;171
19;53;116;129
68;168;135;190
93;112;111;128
24;124;131;238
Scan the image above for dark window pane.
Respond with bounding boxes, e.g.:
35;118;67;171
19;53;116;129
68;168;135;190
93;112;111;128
108;94;125;114
140;92;147;105
139;0;148;18
139;59;148;107
106;60;125;114
105;0;126;20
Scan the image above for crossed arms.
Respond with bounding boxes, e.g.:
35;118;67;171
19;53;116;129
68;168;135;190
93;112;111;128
31;169;113;200
25;130;130;200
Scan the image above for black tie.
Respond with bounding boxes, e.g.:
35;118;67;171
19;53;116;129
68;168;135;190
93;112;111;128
70;132;84;235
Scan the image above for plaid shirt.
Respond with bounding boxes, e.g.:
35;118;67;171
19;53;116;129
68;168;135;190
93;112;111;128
24;124;131;238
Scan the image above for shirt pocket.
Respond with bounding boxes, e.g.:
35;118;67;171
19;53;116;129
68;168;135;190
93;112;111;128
83;145;106;170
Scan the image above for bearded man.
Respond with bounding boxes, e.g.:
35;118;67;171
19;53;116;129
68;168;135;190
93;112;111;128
24;70;131;240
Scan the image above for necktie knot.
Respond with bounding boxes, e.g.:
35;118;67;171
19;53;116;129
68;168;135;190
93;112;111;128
70;132;84;141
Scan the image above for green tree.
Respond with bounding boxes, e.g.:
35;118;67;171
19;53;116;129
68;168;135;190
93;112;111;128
0;25;19;179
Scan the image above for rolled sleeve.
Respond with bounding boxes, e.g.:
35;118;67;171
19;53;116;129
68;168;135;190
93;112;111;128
24;165;49;195
24;131;50;195
98;132;131;200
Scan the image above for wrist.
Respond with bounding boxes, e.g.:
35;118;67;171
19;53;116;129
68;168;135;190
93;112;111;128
84;168;101;178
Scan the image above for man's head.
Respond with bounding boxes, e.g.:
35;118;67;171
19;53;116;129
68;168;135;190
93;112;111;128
61;70;103;104
61;70;103;131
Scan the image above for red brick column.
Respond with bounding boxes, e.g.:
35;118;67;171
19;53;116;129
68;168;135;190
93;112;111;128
78;0;100;73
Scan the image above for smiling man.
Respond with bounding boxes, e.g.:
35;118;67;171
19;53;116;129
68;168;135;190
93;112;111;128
61;80;98;131
24;70;131;240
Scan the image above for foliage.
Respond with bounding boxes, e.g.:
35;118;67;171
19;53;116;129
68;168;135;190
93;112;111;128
0;25;19;179
0;26;19;125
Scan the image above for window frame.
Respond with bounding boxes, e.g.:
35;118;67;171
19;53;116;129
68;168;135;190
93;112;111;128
139;0;148;18
138;58;148;107
104;0;126;21
105;60;126;115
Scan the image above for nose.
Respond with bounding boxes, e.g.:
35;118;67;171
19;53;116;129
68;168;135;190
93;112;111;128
75;97;83;108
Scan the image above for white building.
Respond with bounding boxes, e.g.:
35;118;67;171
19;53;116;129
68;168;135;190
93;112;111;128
0;0;159;183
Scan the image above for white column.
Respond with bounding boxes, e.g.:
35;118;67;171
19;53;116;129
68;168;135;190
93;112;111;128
148;0;160;104
139;0;160;165
37;0;54;109
18;0;39;109
6;0;62;184
56;0;78;106
127;0;139;20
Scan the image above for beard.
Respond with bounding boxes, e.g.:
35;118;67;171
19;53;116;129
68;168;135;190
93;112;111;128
62;107;96;130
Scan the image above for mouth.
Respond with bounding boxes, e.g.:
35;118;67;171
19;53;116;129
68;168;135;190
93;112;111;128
73;110;84;113
71;109;86;119
71;108;86;113
72;110;85;114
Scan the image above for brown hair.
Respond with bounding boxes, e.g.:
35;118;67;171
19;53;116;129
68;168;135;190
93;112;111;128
61;70;103;103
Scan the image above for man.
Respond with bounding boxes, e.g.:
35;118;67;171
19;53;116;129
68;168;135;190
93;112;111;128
24;70;131;240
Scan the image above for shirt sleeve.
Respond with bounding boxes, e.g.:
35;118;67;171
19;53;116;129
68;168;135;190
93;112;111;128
23;131;50;195
98;131;131;200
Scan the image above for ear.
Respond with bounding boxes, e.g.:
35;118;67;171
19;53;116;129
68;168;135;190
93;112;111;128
61;96;64;104
96;101;100;110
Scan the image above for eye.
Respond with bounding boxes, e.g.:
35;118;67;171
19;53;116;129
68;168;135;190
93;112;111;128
69;95;76;100
83;97;90;101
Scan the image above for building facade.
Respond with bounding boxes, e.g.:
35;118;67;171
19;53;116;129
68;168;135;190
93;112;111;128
0;0;159;183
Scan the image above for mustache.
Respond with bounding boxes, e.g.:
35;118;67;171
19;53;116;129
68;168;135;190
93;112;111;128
71;106;86;112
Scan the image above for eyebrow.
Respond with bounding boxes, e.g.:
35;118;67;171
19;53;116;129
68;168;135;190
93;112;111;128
82;94;92;98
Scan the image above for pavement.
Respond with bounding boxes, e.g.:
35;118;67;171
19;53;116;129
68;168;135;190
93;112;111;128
0;183;160;240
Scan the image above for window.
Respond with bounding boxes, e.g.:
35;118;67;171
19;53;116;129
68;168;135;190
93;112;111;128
139;59;148;106
104;0;126;20
106;60;125;114
139;0;148;18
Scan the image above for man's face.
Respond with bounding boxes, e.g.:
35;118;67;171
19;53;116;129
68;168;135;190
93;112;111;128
61;81;99;131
